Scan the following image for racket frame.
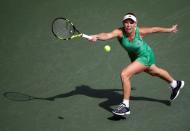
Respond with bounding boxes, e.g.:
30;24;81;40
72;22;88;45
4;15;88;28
52;17;91;40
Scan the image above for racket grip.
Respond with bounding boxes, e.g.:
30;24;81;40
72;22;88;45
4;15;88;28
82;34;92;40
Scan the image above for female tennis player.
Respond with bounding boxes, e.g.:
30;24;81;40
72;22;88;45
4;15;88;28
89;13;185;116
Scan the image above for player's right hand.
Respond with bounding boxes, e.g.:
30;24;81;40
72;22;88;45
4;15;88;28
88;35;98;42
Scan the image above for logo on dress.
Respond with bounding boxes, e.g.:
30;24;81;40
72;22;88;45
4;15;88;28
136;40;142;47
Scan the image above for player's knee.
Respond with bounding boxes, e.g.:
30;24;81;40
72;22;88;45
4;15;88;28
121;70;131;80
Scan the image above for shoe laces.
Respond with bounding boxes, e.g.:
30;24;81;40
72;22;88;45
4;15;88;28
117;103;126;110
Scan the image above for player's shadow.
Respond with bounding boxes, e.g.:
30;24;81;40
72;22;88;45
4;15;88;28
46;85;171;113
3;85;171;121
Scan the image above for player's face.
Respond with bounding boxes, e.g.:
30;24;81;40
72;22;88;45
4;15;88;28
123;19;136;34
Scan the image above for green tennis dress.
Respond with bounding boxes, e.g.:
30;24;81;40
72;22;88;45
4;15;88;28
119;27;155;66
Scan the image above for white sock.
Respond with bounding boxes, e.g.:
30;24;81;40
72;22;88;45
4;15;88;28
122;99;129;107
170;80;177;89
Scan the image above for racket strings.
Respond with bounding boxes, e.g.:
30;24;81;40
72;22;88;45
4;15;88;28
52;19;75;39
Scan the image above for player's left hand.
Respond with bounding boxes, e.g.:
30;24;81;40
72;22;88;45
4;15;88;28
170;24;178;33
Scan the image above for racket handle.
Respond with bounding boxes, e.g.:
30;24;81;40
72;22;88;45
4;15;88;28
82;34;92;40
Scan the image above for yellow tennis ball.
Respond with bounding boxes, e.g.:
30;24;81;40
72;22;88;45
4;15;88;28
104;45;111;52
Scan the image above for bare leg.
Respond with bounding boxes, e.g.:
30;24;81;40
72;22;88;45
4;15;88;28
121;61;147;100
145;64;174;83
145;64;185;101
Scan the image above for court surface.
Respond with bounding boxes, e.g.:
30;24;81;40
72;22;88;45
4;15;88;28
0;0;190;131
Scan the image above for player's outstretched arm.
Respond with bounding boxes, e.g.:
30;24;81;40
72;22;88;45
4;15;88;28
140;24;178;37
89;28;122;42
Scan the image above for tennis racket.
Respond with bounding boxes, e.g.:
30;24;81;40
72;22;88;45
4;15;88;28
52;17;92;40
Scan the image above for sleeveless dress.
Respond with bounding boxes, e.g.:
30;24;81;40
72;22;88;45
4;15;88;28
119;27;155;66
